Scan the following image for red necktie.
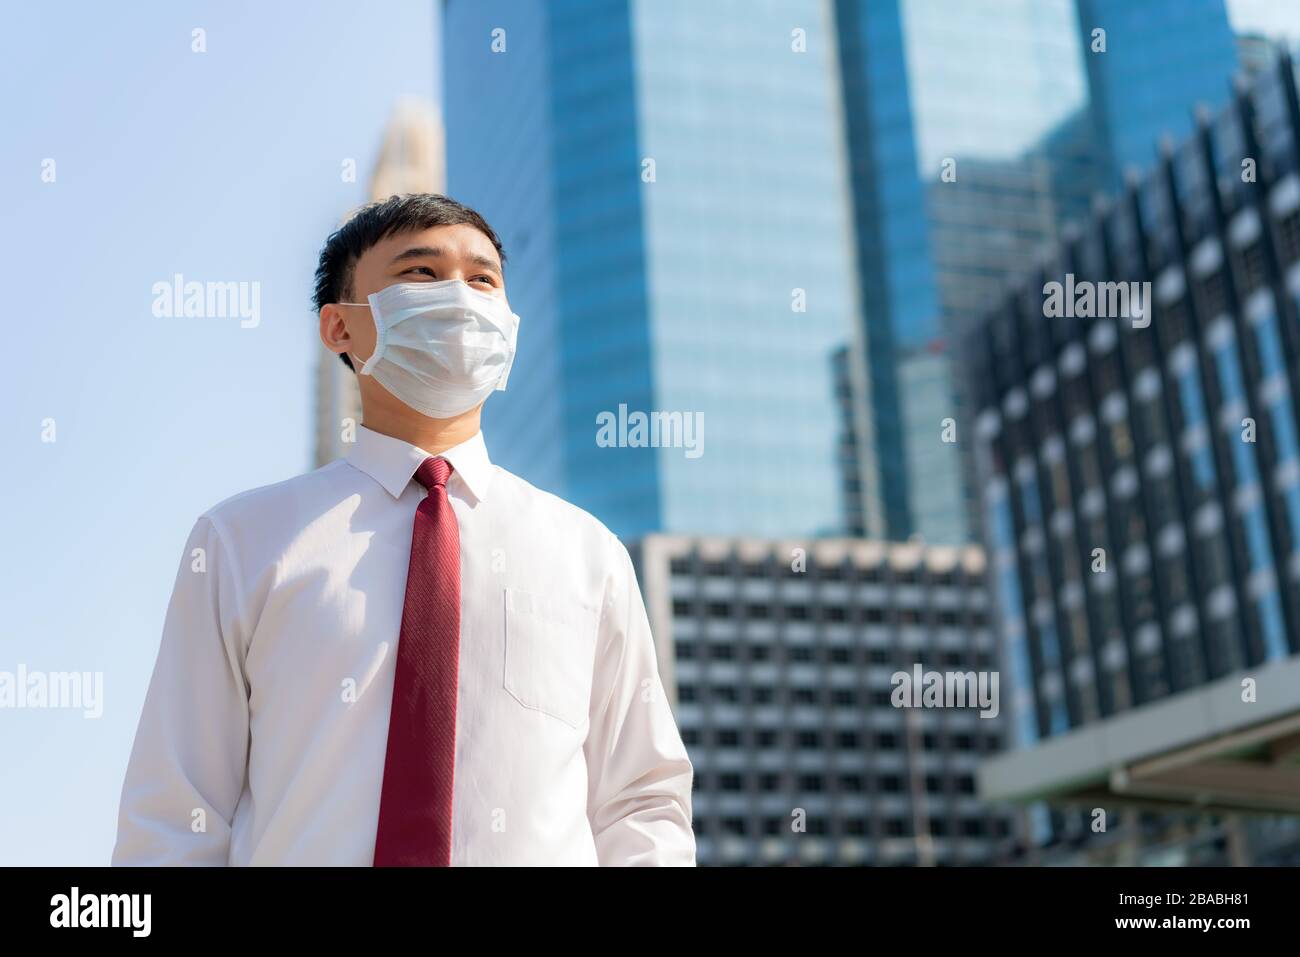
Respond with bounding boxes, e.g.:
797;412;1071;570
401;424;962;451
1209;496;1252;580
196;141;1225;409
374;456;461;866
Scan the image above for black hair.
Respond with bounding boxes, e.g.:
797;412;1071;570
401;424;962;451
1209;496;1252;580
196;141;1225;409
313;193;506;371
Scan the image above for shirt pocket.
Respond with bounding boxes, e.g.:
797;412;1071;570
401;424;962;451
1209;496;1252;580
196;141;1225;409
502;587;600;729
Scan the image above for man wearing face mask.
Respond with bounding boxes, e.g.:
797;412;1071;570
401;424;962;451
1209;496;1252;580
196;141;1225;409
111;193;696;867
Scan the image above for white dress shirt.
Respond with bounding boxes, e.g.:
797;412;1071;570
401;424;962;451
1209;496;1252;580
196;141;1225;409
112;426;695;866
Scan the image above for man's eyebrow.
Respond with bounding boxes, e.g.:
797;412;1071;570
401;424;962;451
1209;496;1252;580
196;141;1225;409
388;245;501;277
387;245;446;266
467;253;502;277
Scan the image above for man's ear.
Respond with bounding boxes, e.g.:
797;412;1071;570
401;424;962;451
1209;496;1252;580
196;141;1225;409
319;305;352;358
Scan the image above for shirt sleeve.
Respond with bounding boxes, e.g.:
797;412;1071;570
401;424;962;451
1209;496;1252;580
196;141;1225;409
111;515;251;866
583;534;696;866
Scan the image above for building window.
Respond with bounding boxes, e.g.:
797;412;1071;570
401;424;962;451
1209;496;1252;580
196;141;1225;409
799;774;824;793
722;816;746;834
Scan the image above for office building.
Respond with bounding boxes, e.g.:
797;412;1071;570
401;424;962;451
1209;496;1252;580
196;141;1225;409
631;533;1012;866
835;0;1240;544
442;0;1243;547
1076;0;1242;193
964;52;1300;863
442;0;862;540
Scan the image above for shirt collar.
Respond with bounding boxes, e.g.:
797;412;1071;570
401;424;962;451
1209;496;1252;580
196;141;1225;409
345;425;494;503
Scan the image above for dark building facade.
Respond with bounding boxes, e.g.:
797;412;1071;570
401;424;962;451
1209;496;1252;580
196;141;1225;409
967;52;1300;746
631;534;1012;866
964;54;1300;863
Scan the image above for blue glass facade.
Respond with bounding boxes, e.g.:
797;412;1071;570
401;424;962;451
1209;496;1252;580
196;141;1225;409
1075;0;1240;189
550;0;661;538
833;0;1240;550
443;0;858;540
442;0;573;503
902;0;1089;173
835;0;937;540
836;0;1095;546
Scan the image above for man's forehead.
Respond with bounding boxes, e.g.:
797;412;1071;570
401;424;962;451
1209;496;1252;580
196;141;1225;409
371;225;498;262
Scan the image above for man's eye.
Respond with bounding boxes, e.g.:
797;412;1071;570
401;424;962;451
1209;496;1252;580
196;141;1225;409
471;275;496;286
403;266;438;278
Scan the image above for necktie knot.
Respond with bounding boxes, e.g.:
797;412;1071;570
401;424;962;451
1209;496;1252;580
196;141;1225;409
415;457;453;490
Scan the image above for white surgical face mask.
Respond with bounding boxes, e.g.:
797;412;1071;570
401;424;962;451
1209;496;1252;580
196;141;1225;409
340;279;519;419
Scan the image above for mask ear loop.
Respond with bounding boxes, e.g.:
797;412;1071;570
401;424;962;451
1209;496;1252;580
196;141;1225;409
336;297;386;375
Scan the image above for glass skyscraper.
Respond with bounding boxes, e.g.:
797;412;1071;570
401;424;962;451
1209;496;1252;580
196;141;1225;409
835;0;1240;545
1075;0;1242;192
442;0;861;540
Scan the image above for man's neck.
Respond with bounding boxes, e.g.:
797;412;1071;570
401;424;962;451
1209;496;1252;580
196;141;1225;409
360;401;483;455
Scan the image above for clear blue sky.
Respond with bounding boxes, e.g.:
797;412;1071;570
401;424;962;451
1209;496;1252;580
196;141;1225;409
1228;0;1300;40
0;1;438;865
